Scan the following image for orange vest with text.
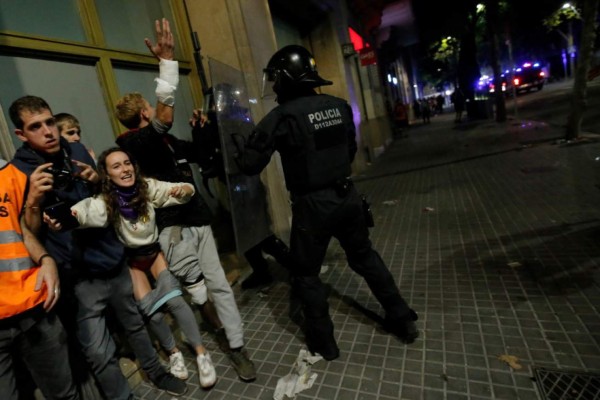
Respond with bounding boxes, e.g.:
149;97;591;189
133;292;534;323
0;163;46;319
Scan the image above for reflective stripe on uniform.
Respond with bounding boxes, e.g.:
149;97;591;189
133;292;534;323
0;230;32;272
0;256;35;272
0;230;23;245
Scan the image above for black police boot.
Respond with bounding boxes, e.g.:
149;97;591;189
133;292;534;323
383;309;419;344
242;242;274;290
306;334;340;361
292;275;340;360
262;235;290;268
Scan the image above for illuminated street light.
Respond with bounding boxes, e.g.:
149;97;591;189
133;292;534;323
558;2;580;78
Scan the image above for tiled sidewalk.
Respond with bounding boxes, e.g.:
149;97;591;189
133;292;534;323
134;115;600;399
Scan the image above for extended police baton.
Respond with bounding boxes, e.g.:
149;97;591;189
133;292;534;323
183;1;212;110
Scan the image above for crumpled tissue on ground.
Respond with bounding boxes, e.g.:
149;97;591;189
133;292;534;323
273;349;322;400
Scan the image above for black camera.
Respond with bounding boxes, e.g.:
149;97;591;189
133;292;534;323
45;166;75;190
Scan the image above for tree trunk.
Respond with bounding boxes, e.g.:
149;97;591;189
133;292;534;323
486;0;506;122
566;0;599;139
458;4;480;108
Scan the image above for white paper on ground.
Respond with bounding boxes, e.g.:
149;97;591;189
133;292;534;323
273;349;322;400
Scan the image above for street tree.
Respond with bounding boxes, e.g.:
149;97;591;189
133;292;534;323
566;0;599;139
484;0;508;122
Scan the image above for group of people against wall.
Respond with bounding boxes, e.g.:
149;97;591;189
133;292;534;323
1;18;420;400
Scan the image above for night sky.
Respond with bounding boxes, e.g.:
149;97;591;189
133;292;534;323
410;0;576;75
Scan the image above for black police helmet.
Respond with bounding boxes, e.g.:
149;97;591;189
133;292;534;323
263;45;332;95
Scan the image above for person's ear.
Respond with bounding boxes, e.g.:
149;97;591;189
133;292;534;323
14;129;27;143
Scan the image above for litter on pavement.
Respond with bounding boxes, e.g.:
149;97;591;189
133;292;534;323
273;349;322;400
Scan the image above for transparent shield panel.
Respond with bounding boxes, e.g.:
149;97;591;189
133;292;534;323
0;0;86;42
0;55;114;158
208;58;271;254
113;66;195;141
95;0;182;59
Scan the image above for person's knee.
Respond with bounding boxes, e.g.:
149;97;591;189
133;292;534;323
82;340;114;370
164;294;188;313
138;271;182;317
346;245;371;263
184;279;207;305
148;310;164;326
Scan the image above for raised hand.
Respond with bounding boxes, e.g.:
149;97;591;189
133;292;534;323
144;18;175;61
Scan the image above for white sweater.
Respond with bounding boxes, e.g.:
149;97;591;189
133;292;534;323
71;178;194;248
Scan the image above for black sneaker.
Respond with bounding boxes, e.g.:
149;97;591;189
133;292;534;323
241;272;273;290
152;372;188;396
227;348;257;382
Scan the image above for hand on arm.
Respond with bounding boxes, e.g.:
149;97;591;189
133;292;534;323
21;215;60;311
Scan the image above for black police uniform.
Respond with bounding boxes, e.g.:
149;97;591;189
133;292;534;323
236;91;416;359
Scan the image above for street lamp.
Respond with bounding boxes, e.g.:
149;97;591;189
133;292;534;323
563;3;578;78
544;2;581;78
557;2;580;78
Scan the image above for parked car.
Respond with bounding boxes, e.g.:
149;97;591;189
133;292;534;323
489;63;546;95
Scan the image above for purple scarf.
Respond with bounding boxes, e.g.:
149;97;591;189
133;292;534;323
115;185;138;220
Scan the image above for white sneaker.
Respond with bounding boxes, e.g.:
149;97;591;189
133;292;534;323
197;352;217;389
169;351;189;380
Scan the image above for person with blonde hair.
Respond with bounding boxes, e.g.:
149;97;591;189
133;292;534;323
54;112;96;160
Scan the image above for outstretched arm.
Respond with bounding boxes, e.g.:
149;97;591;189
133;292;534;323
145;18;178;128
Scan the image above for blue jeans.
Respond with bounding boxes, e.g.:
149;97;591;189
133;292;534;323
74;264;165;400
0;308;79;400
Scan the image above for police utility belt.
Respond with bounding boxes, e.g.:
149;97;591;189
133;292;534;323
292;177;353;198
293;178;375;228
333;178;375;228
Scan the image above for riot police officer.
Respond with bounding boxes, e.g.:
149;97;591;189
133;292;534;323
234;45;418;360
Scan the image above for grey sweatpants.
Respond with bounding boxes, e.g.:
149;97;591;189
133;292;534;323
159;225;245;349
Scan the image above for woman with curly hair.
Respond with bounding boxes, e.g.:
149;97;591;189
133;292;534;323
69;147;217;389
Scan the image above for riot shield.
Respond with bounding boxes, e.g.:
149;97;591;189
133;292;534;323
207;58;272;255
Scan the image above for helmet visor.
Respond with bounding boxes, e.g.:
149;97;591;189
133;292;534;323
261;68;277;99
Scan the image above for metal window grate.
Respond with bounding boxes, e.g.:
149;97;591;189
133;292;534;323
534;367;600;400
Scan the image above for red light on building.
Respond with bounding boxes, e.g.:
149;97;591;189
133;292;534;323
348;27;364;51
